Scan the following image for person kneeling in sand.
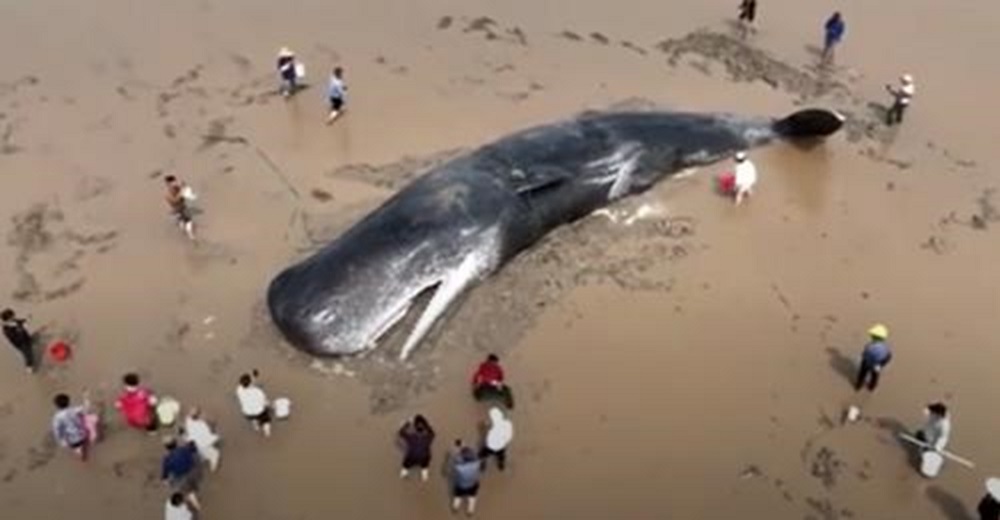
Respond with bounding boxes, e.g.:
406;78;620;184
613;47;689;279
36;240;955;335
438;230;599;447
471;354;515;409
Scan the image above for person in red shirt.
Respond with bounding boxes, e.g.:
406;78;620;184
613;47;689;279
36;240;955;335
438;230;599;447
471;354;514;409
115;373;159;432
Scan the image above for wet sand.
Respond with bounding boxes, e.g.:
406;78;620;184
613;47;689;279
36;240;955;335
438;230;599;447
1;0;999;518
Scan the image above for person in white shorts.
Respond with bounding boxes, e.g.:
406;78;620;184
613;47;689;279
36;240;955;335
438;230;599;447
733;151;757;205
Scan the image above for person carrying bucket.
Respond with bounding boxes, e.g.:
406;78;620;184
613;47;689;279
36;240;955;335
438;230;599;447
733;151;757;205
855;324;893;391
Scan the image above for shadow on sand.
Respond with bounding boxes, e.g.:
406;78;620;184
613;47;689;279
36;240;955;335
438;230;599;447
926;486;975;520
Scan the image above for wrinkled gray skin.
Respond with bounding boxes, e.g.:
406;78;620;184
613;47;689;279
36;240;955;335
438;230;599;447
267;108;843;359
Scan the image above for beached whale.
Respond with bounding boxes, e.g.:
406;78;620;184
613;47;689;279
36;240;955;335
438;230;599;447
267;108;843;359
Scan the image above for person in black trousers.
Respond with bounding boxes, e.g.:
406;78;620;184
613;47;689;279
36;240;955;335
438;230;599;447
2;308;36;373
980;477;1000;520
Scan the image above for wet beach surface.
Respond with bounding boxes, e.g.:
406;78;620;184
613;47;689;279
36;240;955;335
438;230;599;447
0;0;999;518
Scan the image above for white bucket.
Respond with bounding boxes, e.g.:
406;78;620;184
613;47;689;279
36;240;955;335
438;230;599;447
294;63;306;80
921;451;944;478
273;397;291;420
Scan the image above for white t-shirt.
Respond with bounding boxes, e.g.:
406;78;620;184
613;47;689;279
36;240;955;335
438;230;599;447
236;385;268;416
165;501;194;520
734;160;758;191
184;417;219;448
899;83;915;105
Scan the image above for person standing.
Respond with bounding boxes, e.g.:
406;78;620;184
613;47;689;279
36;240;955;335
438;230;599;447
2;308;36;373
915;402;952;452
479;407;514;472
471;354;515;409
885;74;916;125
325;66;348;124
165;492;198;520
277;47;299;97
978;477;1000;520
184;407;221;472
398;414;435;481
450;444;482;516
733;151;757;205
737;0;757;36
822;12;846;62
236;370;272;437
161;437;203;511
115;373;159;432
164;175;196;241
855;324;893;391
51;393;91;461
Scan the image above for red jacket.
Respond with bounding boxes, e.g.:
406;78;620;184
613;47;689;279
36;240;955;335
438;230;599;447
472;361;504;387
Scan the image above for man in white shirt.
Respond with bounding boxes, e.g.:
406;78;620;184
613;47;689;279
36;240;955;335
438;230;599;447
885;74;915;126
733;151;757;206
236;371;272;438
184;407;221;471
479;407;514;471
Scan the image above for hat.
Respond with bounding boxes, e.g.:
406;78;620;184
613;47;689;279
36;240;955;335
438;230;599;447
901;74;913;84
735;151;747;161
279;46;294;57
987;478;1000;500
868;324;889;339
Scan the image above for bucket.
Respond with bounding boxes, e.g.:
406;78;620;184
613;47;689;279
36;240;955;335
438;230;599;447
48;341;72;362
273;397;291;420
718;172;736;195
920;450;944;478
156;397;181;426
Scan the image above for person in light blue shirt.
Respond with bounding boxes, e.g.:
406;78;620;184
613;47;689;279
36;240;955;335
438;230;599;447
326;67;348;124
856;324;892;391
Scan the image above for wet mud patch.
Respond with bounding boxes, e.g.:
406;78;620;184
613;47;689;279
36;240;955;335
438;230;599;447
326;149;466;191
458;16;529;46
7;203;118;302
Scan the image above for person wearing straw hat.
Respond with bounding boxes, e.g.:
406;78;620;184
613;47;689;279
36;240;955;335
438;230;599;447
276;46;298;97
979;477;1000;520
733;151;757;206
885;74;916;125
855;324;893;392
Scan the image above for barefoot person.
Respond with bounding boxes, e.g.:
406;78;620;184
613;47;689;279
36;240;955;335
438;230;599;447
161;437;203;512
184;407;222;472
855;324;893;391
398;414;435;481
479;407;513;472
2;308;36;373
325;66;347;124
165;492;198;520
733;151;757;205
236;370;272;437
51;393;91;461
471;354;515;409
885;74;915;126
164;175;196;241
115;373;159;433
450;444;482;516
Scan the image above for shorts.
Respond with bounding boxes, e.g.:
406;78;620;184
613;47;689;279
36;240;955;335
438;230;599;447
173;207;193;224
453;483;480;498
329;96;344;111
402;454;431;470
171;466;202;495
245;408;272;426
68;438;88;450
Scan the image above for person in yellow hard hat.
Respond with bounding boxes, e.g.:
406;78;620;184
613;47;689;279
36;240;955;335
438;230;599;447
856;324;893;391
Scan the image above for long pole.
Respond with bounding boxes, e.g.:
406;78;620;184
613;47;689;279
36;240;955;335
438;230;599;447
898;433;976;468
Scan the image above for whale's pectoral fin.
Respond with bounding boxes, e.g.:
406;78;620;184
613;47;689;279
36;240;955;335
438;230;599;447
398;253;484;361
511;166;571;196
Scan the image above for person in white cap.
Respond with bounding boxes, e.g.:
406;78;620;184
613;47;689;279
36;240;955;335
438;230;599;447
979;477;1000;520
276;47;299;97
733;151;757;205
478;407;513;471
885;74;915;125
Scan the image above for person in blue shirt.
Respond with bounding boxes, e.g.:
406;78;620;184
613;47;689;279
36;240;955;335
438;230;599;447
855;324;893;391
161;438;202;511
822;12;846;62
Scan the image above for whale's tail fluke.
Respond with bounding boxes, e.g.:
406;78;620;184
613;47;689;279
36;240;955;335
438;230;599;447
773;108;845;139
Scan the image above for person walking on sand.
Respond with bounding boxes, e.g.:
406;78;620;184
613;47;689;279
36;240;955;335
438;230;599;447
236;370;272;437
164;175;196;241
161;437;203;511
51;393;91;461
277;47;299;97
737;0;757;35
733;151;757;205
450;444;482;516
885;74;915;126
116;373;159;433
855;324;892;391
398;414;435;481
479;407;513;472
184;407;221;472
822;12;846;62
915;402;951;453
471;354;515;409
2;308;36;373
165;492;198;520
979;478;1000;520
325;66;347;124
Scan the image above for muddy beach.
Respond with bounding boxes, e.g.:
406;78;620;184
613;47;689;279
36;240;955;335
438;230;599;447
1;0;999;518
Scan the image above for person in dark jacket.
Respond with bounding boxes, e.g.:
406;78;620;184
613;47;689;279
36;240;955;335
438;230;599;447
398;414;435;482
855;324;893;391
2;308;36;373
276;47;298;97
822;12;846;61
979;477;1000;520
161;437;202;511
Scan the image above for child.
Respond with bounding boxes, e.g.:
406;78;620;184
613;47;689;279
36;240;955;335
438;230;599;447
116;373;158;432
